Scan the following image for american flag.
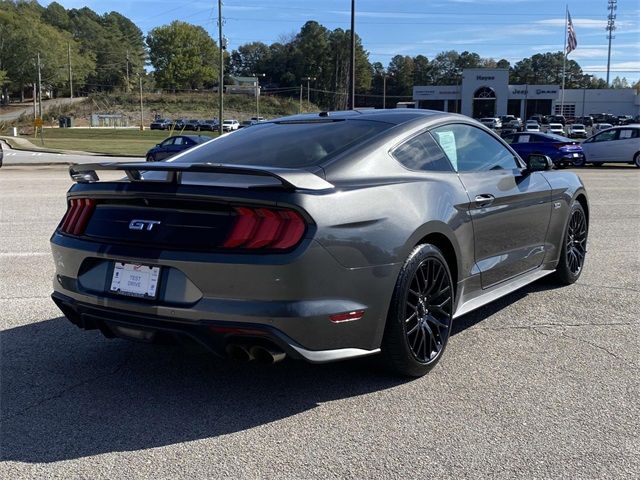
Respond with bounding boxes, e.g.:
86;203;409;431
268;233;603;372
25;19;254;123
566;11;577;54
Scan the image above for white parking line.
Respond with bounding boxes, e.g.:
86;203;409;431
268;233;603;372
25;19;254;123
0;252;50;257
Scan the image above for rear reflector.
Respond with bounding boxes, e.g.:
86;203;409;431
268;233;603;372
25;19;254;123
329;310;365;323
60;198;96;236
223;206;306;250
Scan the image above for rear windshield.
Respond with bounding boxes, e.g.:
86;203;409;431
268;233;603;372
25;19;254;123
169;119;392;168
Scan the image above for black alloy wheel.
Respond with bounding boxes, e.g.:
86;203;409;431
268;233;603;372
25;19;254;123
552;200;588;285
566;207;587;275
146;154;155;162
634;152;640;168
572;156;585;167
383;244;454;377
405;258;452;363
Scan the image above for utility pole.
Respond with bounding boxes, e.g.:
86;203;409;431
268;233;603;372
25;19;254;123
126;50;130;93
303;76;315;104
349;0;355;109
139;75;144;130
299;84;303;113
252;73;265;118
37;52;43;119
68;43;73;99
382;71;393;109
218;0;224;136
605;0;617;86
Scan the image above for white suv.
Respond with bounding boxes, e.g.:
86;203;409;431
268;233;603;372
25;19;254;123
479;117;502;129
222;119;240;132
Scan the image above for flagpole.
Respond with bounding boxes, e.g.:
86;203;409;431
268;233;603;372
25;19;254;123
561;5;568;117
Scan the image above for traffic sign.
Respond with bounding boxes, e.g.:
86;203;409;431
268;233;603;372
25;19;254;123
34;117;43;127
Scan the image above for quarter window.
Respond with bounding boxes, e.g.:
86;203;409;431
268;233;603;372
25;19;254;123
618;129;638;139
392;132;453;172
432;124;519;172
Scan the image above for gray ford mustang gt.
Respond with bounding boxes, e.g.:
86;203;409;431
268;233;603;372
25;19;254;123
50;109;588;376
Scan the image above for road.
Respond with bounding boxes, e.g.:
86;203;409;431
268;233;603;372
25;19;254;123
0;140;140;165
0;165;638;479
0;97;86;123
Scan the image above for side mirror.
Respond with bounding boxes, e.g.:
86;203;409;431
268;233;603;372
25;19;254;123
526;154;554;172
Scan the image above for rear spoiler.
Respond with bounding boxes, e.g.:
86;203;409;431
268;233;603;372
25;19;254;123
68;162;334;191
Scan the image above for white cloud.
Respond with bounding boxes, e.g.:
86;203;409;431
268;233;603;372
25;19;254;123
535;18;634;29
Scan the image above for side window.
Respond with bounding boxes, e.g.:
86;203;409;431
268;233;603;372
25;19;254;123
160;138;175;147
594;130;616;142
392;131;453;172
173;137;185;146
517;135;531;143
432;124;519;172
502;134;515;144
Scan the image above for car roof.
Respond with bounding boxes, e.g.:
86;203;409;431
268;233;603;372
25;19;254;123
269;108;449;126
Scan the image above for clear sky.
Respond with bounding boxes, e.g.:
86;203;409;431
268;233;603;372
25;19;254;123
42;0;640;83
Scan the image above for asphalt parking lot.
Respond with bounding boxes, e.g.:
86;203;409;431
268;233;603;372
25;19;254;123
1;165;638;479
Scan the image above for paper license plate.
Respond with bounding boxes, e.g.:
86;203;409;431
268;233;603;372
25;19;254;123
573;153;581;157
110;262;160;299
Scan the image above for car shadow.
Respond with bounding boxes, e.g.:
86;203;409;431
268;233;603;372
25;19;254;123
451;277;559;335
1;315;403;464
2;278;559;464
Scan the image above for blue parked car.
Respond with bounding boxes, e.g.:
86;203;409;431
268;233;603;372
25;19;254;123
502;132;584;168
145;135;211;162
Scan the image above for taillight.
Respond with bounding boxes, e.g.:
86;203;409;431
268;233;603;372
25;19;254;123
59;198;95;235
223;206;307;250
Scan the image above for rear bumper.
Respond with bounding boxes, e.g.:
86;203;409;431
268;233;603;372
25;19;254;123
51;292;380;363
50;233;398;357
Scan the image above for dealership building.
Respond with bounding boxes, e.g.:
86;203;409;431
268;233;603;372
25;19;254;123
413;68;640;119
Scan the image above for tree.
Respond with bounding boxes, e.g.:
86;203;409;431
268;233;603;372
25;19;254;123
611;76;630;88
230;42;271;76
147;21;220;90
387;55;414;96
509;52;590;87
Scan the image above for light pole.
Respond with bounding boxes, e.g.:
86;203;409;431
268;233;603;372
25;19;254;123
381;71;393;109
252;73;265;118
349;0;355;109
303;76;316;104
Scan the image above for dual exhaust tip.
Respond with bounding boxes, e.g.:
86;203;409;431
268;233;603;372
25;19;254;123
226;343;286;364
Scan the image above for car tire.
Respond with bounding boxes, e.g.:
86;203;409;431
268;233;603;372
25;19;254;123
551;200;588;285
572;156;585;167
634;152;640;168
382;244;454;377
146;154;155;162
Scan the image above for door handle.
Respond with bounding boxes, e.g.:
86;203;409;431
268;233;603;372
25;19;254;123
475;194;495;208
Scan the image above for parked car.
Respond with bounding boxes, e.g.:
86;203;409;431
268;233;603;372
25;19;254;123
502;131;585;167
183;119;203;131
145;135;211;162
524;121;540;132
581;125;640;166
617;115;634;125
479;117;502;129
149;118;173;130
548;115;566;126
239;120;258;128
566;124;587;139
529;114;548;125
501;118;522;135
548;123;565;135
52;109;589;377
175;118;189;130
250;116;266;123
222;119;240;131
574;116;594;127
594;123;614;133
199;119;219;131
